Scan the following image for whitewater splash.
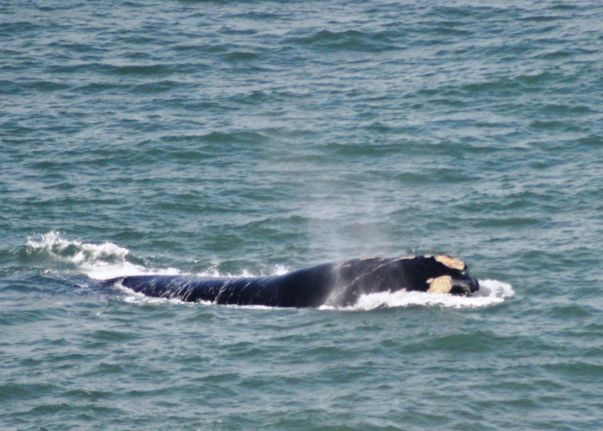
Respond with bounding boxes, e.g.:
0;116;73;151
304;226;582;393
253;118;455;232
26;232;514;309
321;279;514;311
25;231;180;280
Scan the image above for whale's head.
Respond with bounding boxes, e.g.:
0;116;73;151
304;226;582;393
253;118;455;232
421;255;479;296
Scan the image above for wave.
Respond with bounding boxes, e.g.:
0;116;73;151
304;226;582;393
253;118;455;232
25;231;180;280
321;279;514;311
25;232;514;309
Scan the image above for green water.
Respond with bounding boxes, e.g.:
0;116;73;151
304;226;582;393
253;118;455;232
1;0;602;429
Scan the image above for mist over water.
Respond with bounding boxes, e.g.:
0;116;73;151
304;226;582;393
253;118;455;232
2;0;603;430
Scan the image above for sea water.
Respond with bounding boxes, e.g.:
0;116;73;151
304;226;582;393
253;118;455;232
1;1;602;429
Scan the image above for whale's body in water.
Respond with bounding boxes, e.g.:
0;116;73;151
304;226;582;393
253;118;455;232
106;255;479;308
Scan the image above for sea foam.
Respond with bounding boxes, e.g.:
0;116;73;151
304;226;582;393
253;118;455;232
27;232;514;309
320;279;514;311
26;231;180;280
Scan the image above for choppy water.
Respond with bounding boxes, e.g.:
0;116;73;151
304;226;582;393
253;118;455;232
1;0;602;429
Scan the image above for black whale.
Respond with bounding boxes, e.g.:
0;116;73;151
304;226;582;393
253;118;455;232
106;255;479;308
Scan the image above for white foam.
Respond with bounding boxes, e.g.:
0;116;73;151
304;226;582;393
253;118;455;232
26;231;180;280
121;279;513;311
27;232;514;310
26;232;290;284
319;279;514;311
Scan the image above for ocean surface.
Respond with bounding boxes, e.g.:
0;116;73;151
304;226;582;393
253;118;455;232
1;0;602;429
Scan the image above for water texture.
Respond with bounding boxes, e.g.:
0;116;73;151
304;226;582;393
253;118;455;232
1;0;602;429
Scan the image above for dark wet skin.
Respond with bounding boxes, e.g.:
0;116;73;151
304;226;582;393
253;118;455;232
105;255;479;308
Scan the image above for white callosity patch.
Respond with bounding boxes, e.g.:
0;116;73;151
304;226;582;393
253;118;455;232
426;275;453;294
434;255;466;271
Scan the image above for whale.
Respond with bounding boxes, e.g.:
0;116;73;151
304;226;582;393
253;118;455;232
105;255;479;308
